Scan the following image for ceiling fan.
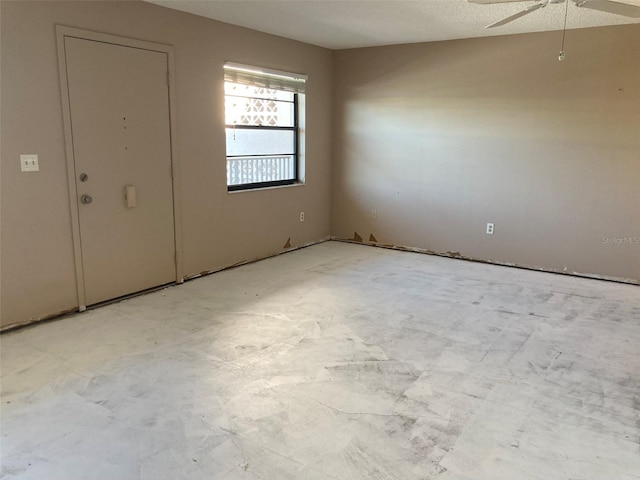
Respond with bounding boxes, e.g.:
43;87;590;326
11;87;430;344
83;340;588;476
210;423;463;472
469;0;640;29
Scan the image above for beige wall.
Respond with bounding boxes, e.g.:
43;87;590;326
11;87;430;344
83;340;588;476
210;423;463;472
0;1;333;327
2;2;637;328
332;25;640;283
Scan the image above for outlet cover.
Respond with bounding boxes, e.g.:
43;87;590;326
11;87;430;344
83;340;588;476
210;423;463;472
486;223;495;235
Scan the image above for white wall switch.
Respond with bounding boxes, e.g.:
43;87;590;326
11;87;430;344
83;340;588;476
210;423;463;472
20;154;39;172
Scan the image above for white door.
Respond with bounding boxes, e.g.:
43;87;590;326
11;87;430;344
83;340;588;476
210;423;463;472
64;37;176;305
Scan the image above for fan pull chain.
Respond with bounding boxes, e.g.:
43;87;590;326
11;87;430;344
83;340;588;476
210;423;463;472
558;0;569;61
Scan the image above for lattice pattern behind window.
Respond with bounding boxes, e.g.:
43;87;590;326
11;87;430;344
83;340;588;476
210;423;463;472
241;90;278;126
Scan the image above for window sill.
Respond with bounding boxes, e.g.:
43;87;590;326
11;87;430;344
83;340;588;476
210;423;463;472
227;182;305;194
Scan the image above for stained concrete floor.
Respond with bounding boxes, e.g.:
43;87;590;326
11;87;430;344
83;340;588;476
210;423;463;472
1;241;639;480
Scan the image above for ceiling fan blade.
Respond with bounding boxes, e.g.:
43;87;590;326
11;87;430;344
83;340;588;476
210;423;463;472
574;0;640;17
485;2;547;28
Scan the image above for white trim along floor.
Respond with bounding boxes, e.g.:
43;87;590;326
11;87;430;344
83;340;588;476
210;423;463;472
1;241;639;479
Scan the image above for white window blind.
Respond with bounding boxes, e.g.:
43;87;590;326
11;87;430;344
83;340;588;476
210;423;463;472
224;62;306;94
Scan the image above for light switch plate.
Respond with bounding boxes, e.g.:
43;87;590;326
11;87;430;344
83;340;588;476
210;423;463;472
20;154;39;172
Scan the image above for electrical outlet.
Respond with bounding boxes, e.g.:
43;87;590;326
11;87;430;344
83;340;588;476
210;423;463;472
299;211;305;222
486;223;495;235
20;154;39;172
371;209;377;220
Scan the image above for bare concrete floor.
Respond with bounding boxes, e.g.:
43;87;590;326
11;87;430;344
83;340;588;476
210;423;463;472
1;241;639;480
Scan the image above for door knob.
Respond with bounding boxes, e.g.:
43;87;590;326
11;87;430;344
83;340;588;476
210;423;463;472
80;194;93;205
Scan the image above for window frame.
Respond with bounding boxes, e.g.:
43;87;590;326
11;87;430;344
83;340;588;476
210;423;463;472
223;63;306;192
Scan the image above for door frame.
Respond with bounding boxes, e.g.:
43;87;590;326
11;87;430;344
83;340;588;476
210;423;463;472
56;26;184;311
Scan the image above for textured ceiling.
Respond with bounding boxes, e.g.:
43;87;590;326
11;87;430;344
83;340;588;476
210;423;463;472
145;0;640;49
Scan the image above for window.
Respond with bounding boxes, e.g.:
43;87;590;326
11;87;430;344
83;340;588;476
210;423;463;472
224;63;306;191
